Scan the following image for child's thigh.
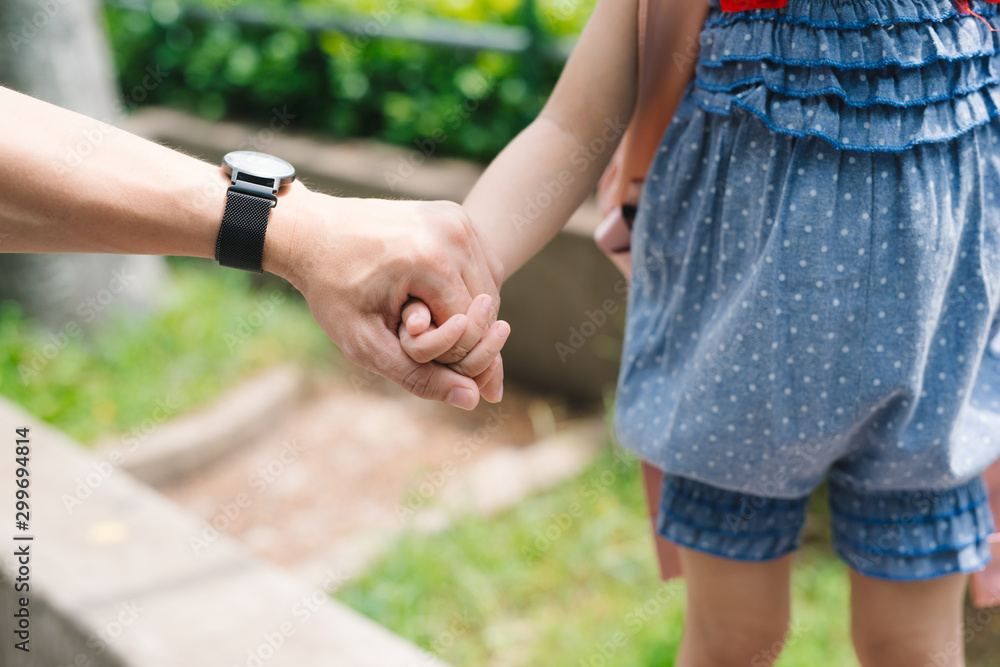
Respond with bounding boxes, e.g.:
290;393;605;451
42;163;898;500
848;570;968;664
678;546;795;623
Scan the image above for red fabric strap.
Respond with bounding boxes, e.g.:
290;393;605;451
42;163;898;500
719;0;787;12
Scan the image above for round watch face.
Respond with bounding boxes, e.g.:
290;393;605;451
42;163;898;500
222;151;296;186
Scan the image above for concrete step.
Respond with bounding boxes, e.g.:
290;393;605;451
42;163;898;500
0;398;449;667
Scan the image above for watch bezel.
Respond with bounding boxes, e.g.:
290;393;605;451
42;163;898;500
221;150;296;189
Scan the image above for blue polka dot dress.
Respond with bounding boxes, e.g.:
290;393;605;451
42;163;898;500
614;0;1000;578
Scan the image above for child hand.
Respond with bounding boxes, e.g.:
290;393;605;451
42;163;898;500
397;294;509;403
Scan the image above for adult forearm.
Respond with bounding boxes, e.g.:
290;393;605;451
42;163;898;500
0;85;302;278
0;85;506;407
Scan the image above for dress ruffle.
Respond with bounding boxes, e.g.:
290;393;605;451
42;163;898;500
694;80;1000;150
699;11;1000;70
696;55;1000;108
695;0;1000;150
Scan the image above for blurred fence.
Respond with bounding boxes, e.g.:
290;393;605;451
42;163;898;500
101;0;582;160
106;0;576;59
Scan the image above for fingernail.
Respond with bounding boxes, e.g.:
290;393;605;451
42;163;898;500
496;322;510;340
446;387;477;410
497;384;504;402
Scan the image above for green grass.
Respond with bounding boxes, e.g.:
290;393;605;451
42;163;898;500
335;445;860;666
0;259;334;444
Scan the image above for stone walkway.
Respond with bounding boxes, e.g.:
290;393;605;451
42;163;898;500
153;369;605;588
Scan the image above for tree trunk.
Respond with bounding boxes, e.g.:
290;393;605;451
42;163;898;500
0;0;167;332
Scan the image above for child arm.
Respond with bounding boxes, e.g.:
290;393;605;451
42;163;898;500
463;0;640;275
400;0;650;399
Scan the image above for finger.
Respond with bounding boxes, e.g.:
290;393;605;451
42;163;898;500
436;293;492;365
401;299;432;336
410;268;475;329
447;320;510;378
471;355;500;395
366;324;481;409
399;313;469;364
476;354;504;403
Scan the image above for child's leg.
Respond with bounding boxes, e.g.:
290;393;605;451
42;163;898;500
676;546;794;667
848;570;969;667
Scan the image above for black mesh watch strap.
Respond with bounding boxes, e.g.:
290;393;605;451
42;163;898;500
215;189;273;273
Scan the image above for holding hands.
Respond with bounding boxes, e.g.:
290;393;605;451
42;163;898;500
386;200;510;409
398;292;510;405
279;193;509;410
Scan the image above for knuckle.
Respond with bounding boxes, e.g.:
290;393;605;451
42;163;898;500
493;261;506;287
405;343;434;365
440;207;473;244
338;339;362;367
342;330;382;373
440;341;475;364
413;238;449;271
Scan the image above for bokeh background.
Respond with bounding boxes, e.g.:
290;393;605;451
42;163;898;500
1;1;998;665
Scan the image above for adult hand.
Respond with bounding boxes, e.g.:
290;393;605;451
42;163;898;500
268;186;505;409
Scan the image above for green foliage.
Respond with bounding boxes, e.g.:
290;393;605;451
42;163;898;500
105;0;597;161
336;445;860;666
0;260;333;444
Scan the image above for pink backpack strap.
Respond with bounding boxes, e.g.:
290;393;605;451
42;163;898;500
970;460;1000;607
593;0;709;583
594;0;708;267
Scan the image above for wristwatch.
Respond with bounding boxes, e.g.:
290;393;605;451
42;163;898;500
215;150;296;273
